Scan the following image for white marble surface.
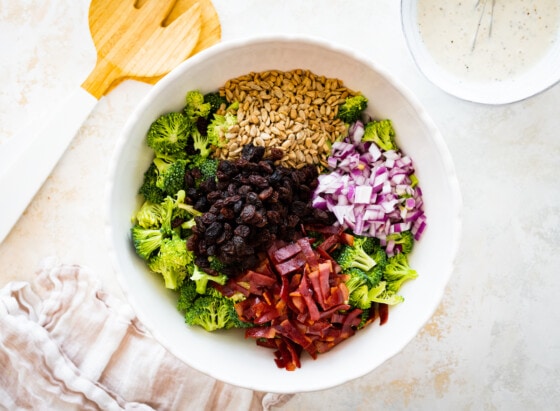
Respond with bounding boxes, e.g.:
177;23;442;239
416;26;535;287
1;0;559;409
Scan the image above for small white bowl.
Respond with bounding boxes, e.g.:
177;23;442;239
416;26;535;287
105;35;462;393
401;0;560;104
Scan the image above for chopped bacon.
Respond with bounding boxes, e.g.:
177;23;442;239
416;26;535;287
233;236;387;371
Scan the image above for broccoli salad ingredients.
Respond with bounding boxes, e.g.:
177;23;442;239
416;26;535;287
130;70;427;371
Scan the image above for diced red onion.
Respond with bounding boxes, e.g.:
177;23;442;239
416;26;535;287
311;121;427;244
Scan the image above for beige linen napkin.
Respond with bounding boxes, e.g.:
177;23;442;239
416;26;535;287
0;258;292;410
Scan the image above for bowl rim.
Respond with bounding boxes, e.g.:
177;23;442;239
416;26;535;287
104;33;463;393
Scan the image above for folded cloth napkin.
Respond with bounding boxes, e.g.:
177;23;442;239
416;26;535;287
0;258;293;410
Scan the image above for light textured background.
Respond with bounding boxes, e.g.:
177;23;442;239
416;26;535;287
1;1;559;409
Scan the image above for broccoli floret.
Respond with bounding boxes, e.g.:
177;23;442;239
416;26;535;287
207;112;238;148
177;279;198;312
184;90;211;122
203;92;227;116
199;158;219;181
138;162;166;204
387;230;415;255
356;235;379;255
157;190;201;235
362;119;397;151
146;112;191;157
131;225;163;260
367;247;388;286
345;274;371;310
336;237;377;273
184;295;235;332
336;95;368;124
153;156;187;196
366;265;384;288
367;281;405;306
384;253;418;293
135;201;166;229
190;264;228;294
191;129;214;159
148;233;193;290
371;247;388;267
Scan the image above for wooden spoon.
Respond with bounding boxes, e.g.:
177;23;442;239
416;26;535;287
83;0;202;98
0;0;217;243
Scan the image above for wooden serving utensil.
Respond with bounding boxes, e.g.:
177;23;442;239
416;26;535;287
0;0;221;243
83;0;201;98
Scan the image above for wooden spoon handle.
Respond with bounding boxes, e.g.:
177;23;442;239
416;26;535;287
81;57;123;99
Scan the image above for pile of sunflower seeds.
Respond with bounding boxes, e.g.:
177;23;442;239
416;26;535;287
214;69;357;169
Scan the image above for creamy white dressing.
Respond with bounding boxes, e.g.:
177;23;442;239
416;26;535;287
417;0;560;82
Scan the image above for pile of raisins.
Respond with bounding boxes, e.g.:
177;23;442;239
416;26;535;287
186;145;334;274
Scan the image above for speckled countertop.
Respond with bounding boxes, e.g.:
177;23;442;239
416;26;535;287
1;1;559;409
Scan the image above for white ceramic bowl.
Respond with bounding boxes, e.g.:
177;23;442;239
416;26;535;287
105;35;462;394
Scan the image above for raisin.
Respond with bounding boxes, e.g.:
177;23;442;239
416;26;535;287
240;204;256;223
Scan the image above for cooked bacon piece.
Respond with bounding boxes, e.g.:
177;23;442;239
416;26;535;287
235;270;277;295
274;252;307;276
296;237;318;266
273;242;302;262
378;302;389;325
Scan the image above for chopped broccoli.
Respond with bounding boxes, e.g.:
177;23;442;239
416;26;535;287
157;190;201;236
336;95;368;124
177;275;250;331
203;92;227;116
184;90;211;122
367;281;405;306
131;225;163;260
207;112;238;148
146;112;191;157
362;119;397;151
198;158;219;181
138;162;166;204
371;246;388;268
190;264;228;294
357;235;380;255
191;129;214;159
152;156;187;196
387;230;415;255
135;201;166;229
132;190;198;261
345;274;371;310
336;236;377;273
384;253;418;293
177;279;199;313
148;233;193;290
184;295;237;332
